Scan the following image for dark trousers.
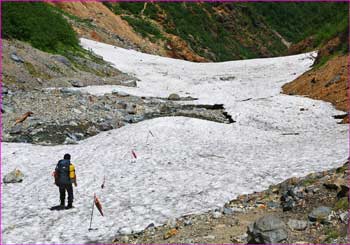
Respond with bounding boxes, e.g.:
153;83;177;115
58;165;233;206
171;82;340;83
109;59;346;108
59;184;73;205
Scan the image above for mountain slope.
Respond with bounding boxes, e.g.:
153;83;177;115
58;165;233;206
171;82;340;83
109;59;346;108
51;2;348;62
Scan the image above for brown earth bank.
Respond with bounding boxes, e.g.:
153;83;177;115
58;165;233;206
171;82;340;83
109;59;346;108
282;55;348;123
109;162;349;244
52;2;209;62
51;2;166;56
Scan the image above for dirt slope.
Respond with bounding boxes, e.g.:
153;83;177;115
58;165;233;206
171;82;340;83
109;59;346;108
52;2;165;55
282;55;348;122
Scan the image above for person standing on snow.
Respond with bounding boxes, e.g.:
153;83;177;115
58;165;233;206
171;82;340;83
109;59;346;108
54;153;77;209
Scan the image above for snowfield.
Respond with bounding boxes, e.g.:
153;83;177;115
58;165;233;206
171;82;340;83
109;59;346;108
1;39;348;244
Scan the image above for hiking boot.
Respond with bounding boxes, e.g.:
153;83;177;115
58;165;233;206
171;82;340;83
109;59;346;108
57;204;65;210
65;204;74;209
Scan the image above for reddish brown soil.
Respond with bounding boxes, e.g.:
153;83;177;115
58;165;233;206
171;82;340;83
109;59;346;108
282;55;348;123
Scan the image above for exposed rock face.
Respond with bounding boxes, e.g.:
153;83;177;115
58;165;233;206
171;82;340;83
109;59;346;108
247;215;288;243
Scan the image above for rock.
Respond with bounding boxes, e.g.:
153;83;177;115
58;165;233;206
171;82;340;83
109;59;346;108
168;93;180;101
11;53;24;63
325;74;341;87
145;223;155;230
3;169;24;183
112;90;129;97
324;177;347;191
99;122;113;131
164;228;178;239
72;108;82;114
339;212;349;223
281;196;295;211
267;201;280;209
2;87;9;95
60;88;81;95
63;137;78;145
184;219;192;226
308;206;331;222
70;80;85;88
119;235;129;243
219;75;235;81
167;218;177;228
203;235;216;240
52;55;71;67
337;185;349;199
126;104;137;114
2;104;15;114
120;80;137;87
212;211;222;219
9;125;22;135
223;207;234;215
287;219;308;231
159;104;171;113
247;215;288;244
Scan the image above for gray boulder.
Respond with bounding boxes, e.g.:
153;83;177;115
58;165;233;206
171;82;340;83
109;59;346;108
247;215;288;244
168;93;181;101
70;80;85;88
11;53;24;63
287;219;308;231
3;169;24;183
308;206;331;223
339;212;349;223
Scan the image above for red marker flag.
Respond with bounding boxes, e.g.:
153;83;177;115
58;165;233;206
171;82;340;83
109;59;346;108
94;194;104;216
132;150;137;159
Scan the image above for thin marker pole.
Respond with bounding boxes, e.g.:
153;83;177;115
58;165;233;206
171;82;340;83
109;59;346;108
88;194;95;231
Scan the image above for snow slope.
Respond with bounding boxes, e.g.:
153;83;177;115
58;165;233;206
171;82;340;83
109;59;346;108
1;39;347;244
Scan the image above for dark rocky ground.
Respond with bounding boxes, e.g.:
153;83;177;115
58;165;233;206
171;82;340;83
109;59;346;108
2;88;233;145
110;162;349;244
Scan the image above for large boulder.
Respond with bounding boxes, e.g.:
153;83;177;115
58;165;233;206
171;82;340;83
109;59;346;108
3;169;24;183
247;215;288;244
308;206;331;223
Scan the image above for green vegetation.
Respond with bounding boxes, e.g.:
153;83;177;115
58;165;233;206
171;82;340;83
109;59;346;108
106;2;278;61
2;2;79;55
121;16;164;42
106;2;348;61
334;197;348;211
324;228;340;243
248;2;348;45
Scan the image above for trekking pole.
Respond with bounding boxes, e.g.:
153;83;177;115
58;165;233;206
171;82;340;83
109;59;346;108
88;194;95;231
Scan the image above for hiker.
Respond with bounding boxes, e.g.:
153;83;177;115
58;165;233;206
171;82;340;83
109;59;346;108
54;153;77;209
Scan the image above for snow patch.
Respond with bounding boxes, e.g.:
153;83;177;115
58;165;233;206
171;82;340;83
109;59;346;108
1;39;347;244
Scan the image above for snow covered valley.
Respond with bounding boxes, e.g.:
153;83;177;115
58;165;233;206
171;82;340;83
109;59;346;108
1;39;348;244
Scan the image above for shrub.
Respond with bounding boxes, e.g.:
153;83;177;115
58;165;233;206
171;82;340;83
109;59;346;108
2;2;79;54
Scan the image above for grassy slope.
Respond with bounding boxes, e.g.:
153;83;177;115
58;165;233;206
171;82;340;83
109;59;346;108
104;2;348;62
2;2;80;55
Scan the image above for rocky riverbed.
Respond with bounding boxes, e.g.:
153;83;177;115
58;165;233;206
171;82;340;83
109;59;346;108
111;162;349;244
2;88;233;145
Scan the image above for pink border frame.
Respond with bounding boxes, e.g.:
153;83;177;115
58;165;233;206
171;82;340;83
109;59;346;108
0;0;349;244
